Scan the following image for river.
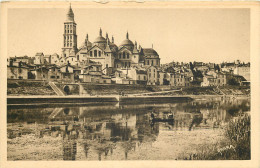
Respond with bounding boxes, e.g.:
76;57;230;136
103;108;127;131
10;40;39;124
7;97;250;160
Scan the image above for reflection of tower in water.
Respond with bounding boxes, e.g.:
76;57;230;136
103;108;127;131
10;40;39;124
63;140;77;160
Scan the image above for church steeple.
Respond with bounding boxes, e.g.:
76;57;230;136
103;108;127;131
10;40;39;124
99;28;102;36
126;31;129;39
112;36;114;43
66;3;74;22
62;4;78;57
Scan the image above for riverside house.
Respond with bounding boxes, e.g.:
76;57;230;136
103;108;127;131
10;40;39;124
7;62;29;79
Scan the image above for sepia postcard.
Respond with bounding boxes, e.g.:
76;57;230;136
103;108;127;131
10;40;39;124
0;1;260;168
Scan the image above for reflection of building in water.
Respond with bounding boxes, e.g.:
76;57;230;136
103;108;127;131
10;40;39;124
136;113;159;143
63;140;77;160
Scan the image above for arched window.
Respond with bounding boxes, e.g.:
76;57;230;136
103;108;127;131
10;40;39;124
123;52;125;59
94;50;97;57
127;53;129;59
77;55;79;60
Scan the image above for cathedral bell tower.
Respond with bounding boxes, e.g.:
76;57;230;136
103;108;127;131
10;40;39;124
62;4;78;58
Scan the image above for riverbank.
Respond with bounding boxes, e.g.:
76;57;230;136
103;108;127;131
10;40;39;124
177;112;251;160
7;95;193;107
7;79;250;96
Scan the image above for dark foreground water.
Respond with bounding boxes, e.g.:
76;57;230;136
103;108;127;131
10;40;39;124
7;97;250;160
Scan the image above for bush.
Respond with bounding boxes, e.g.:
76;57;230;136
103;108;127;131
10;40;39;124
180;113;250;160
225;113;250;159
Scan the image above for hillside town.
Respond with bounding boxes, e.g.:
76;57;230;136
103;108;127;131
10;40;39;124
7;5;250;88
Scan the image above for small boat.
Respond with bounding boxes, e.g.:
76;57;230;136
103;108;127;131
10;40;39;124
150;112;174;122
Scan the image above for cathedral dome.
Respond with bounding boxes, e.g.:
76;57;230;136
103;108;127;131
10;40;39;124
143;48;159;57
93;28;106;44
94;36;106;43
120;39;134;46
119;32;134;48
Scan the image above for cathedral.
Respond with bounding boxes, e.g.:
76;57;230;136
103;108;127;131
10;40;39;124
61;5;160;72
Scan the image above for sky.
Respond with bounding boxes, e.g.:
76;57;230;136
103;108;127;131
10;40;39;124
7;6;250;64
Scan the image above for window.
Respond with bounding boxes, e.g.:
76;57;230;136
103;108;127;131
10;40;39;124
144;76;146;80
152;60;154;66
147;60;150;65
104;80;106;83
77;55;79;60
157;60;159;65
94;50;97;57
18;68;22;73
99;51;101;57
127;53;129;59
138;75;140;80
70;43;72;47
123;52;125;59
90;51;93;57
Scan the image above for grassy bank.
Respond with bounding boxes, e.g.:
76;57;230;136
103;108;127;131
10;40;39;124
178;112;250;160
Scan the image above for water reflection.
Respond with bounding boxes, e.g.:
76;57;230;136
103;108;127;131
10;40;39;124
7;98;250;160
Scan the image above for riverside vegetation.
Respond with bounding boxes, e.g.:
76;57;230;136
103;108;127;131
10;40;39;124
178;112;250;160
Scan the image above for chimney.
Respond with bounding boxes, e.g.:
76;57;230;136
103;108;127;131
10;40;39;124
10;59;13;66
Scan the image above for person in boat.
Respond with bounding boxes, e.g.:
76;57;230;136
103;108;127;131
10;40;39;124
151;112;155;119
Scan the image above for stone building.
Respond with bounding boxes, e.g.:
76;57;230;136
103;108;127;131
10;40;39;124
7;62;29;79
34;52;45;65
234;64;250;81
59;5;160;74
